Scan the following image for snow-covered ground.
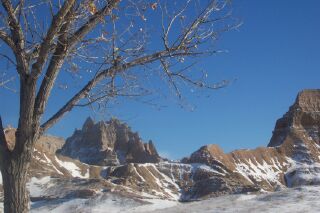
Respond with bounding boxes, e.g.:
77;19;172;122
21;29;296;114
153;186;320;213
30;194;177;213
1;185;320;212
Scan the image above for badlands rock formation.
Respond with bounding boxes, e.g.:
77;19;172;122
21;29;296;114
268;89;320;186
180;89;320;195
102;89;320;199
1;89;320;205
58;117;161;166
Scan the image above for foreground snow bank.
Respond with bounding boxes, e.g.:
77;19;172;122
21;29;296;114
1;185;320;212
153;186;320;213
31;195;177;213
28;185;320;212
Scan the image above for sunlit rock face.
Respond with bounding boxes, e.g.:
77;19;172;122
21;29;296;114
267;89;320;186
268;89;320;147
58;117;161;166
179;90;320;195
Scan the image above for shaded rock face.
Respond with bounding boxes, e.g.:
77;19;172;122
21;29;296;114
58;117;161;166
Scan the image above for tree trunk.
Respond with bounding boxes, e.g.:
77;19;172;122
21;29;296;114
0;76;39;212
1;151;31;213
0;119;35;213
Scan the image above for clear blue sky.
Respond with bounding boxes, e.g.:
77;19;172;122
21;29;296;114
1;0;320;159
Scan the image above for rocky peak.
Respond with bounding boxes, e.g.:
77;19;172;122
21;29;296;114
295;89;320;112
183;145;223;165
82;117;95;131
107;117;124;127
268;89;320;147
145;140;158;155
58;118;161;166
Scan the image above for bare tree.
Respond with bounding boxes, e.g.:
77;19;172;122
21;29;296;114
0;0;237;212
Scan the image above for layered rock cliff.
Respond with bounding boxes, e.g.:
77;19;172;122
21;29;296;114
268;89;320;186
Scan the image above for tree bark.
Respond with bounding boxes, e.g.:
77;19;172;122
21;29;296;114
0;117;35;213
1;151;31;213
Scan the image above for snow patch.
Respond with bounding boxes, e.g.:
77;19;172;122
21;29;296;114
285;158;320;187
144;164;181;200
235;159;283;185
54;156;89;178
43;154;64;175
27;176;51;197
190;163;226;176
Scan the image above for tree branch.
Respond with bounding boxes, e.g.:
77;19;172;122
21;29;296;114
33;0;120;125
33;14;73;120
1;0;24;47
174;0;218;47
171;72;229;89
1;0;28;75
67;0;120;47
31;0;76;78
160;59;182;98
0;76;15;87
34;0;231;134
40;48;186;132
0;30;16;50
